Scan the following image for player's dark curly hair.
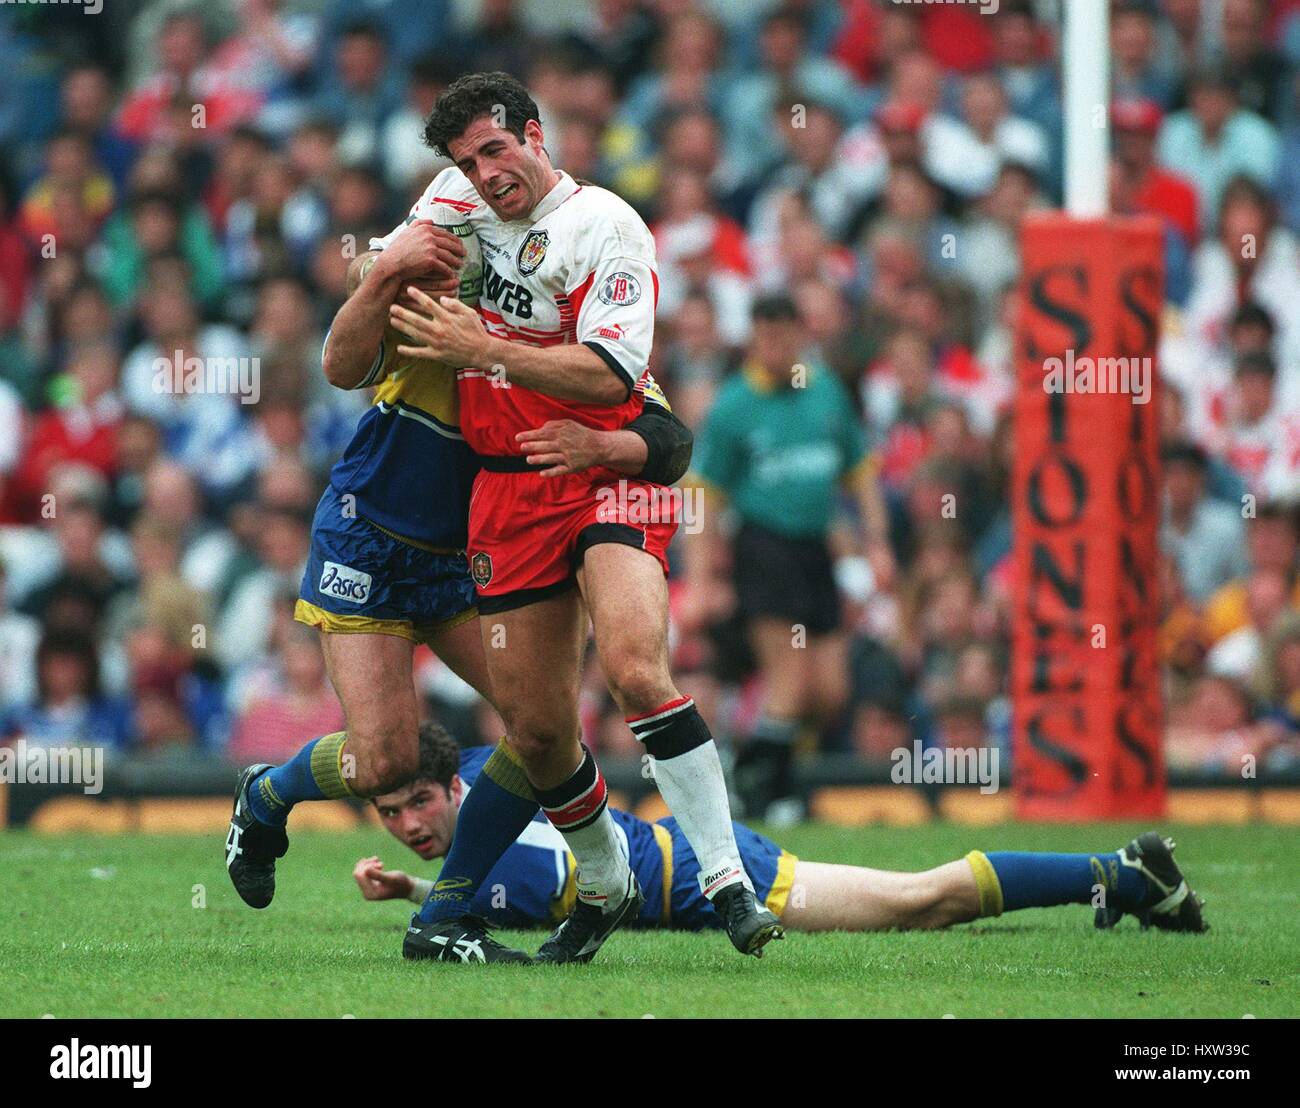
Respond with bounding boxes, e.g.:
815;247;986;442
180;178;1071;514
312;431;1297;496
422;71;541;158
413;720;462;793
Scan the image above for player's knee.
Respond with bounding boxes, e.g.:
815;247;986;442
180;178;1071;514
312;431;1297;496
503;725;568;768
348;720;419;794
603;653;673;715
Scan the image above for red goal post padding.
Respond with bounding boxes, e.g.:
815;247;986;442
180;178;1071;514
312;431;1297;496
1011;215;1166;819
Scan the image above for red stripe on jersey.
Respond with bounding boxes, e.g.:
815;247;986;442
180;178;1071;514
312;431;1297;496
484;323;570;347
477;306;568;338
567;271;597;323
650;269;659;308
432;196;477;213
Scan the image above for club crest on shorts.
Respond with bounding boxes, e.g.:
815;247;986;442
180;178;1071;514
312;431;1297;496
517;230;548;276
470;551;493;587
598;271;641;306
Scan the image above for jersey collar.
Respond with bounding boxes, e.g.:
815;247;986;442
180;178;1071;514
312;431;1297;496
522;171;580;225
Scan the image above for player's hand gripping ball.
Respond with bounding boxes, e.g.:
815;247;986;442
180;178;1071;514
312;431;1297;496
384;200;483;374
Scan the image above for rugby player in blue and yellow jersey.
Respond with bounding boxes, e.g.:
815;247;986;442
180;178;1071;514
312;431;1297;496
224;218;692;954
351;724;1208;956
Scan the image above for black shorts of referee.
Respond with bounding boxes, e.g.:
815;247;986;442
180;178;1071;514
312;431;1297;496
733;520;841;637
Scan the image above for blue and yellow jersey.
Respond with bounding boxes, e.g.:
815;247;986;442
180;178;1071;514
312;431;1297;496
325;334;673;551
325;327;480;550
453;747;794;930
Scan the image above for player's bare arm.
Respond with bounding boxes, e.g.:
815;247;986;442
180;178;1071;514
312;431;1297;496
390;290;629;405
322;221;465;389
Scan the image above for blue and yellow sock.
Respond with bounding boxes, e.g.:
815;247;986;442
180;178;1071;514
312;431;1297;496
966;848;1148;917
416;739;539;925
246;732;355;826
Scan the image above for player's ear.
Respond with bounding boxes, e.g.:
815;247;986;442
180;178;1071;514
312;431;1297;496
524;118;545;151
449;775;463;804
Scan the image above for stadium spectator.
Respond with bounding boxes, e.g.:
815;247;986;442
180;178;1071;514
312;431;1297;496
720;6;867;187
1205;567;1292;680
59;64;138;194
312;21;404;167
117;10;260;144
1;626;130;748
381;54;456;194
19;131;116;249
1157;66;1280;234
1111;98;1199;245
1220;0;1290;122
1161;442;1251;604
12;340;123;520
1112;1;1179;109
228;621;343;763
1202;504;1300;645
922;70;1049;201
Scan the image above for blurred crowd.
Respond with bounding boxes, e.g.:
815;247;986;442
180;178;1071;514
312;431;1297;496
0;0;1298;789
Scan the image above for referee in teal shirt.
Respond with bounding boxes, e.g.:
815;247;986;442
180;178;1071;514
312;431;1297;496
683;293;894;818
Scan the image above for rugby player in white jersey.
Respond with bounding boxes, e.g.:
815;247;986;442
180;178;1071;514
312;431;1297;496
385;72;780;964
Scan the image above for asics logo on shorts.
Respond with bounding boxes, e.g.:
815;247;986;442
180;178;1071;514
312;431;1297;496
319;561;372;604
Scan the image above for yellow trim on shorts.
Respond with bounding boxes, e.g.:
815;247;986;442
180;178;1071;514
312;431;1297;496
765;850;798;918
965;850;1004;918
652;822;674;925
293;599;477;644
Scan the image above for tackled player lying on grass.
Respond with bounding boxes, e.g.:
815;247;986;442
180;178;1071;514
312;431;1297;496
351;724;1208;956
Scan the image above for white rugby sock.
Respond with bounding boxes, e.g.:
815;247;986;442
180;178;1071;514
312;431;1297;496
558;809;631;910
628;697;750;899
535;746;630;910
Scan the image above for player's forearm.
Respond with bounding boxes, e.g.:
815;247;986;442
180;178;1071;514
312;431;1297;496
322;252;403;390
479;335;629;405
596;429;649;475
601;408;695;481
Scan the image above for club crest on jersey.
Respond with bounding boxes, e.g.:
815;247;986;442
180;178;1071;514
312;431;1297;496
599;272;641;306
517;230;549;276
470;551;493;587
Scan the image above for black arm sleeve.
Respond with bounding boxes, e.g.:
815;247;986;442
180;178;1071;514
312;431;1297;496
625;404;694;485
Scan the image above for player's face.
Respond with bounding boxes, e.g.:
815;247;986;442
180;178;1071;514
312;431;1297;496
448;116;553;222
374;780;460;861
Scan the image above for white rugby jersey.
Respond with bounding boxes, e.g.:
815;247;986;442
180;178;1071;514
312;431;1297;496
371;168;662;457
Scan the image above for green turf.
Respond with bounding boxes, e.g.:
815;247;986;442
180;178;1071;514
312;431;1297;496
0;823;1294;1018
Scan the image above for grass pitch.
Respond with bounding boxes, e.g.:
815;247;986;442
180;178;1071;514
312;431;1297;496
1;823;1294;1018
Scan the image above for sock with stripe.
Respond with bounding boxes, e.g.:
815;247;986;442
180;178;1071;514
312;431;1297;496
246;732;354;826
966;848;1149;917
416;739;540;925
534;744;631;911
628;697;748;900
